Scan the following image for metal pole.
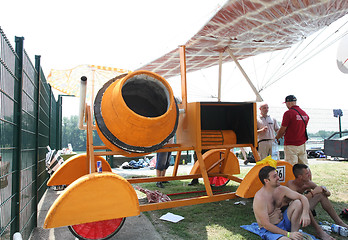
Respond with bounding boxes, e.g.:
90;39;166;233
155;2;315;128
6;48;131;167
218;52;222;102
13;36;24;236
58;94;75;148
57;95;63;150
34;55;41;229
79;77;87;130
339;116;342;138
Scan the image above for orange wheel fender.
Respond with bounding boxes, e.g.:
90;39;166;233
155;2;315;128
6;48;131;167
47;154;112;186
236;160;294;198
44;172;139;228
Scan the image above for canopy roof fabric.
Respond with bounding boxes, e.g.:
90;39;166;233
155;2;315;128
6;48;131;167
337;34;348;74
47;64;131;101
138;0;348;79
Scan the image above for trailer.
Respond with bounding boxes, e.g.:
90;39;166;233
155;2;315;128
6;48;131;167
42;45;295;240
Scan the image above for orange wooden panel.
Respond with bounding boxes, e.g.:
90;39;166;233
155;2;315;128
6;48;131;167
201;131;223;145
140;192;238;212
236;160;294;198
176;102;200;149
44;172;140;228
47;154;112;186
201;130;237;146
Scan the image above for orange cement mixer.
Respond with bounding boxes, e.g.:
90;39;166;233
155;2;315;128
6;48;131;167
94;70;179;154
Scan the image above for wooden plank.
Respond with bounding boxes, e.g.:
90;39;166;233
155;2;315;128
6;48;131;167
139;192;238;212
172;151;181;176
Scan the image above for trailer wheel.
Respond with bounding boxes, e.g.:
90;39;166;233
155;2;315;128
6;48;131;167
68;218;125;240
209;176;230;187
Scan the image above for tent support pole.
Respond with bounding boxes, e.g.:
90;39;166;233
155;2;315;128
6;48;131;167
79;77;87;130
218;52;222;102
226;48;263;102
179;45;188;112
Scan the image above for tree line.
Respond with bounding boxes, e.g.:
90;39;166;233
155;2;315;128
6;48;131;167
61;115;103;151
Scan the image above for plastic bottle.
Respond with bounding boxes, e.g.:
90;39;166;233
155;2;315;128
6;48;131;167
320;225;332;232
271;140;279;160
331;224;348;237
318;221;332;232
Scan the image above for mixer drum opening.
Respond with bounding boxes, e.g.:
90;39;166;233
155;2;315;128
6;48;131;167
94;71;178;154
121;74;170;118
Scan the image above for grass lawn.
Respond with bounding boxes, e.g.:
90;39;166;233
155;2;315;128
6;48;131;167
133;161;348;240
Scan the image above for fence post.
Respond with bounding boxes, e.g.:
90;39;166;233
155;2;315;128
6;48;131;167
34;55;42;227
48;85;53;148
12;36;24;236
57;95;74;150
57;95;63;150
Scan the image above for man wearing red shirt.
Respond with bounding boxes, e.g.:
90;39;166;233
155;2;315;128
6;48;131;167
276;95;309;165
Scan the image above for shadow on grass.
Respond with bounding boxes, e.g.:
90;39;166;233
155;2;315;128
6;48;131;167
135;180;259;240
135;179;348;240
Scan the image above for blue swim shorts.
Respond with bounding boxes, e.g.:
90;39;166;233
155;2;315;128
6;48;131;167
259;208;291;240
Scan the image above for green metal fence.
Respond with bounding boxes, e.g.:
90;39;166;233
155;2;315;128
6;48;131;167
0;27;60;240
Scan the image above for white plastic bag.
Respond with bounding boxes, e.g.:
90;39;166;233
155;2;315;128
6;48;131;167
45;146;64;174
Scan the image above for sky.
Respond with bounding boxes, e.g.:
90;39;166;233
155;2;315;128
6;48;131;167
1;0;348;119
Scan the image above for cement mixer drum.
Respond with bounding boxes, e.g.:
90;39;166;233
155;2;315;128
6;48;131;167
94;71;178;154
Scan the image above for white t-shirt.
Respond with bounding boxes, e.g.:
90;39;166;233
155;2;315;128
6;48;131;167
257;115;279;141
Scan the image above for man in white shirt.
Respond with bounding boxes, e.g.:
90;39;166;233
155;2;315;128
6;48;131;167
257;103;280;160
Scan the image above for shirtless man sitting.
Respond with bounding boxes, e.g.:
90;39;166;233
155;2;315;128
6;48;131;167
287;164;348;240
253;166;311;240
